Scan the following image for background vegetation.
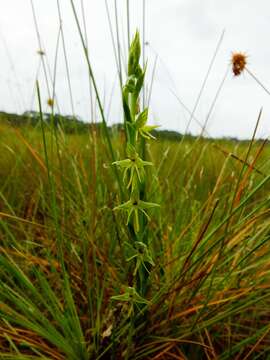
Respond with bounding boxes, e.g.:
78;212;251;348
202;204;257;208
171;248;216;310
1;110;270;359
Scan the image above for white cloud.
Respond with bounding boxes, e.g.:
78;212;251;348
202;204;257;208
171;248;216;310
0;0;270;138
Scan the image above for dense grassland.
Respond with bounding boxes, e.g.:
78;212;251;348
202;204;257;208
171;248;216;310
1;3;270;357
1;117;270;359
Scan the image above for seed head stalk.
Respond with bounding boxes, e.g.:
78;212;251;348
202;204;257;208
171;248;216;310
245;67;270;97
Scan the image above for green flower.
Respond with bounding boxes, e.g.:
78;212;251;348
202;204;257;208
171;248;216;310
113;144;152;191
111;286;149;316
126;241;155;276
111;286;149;304
114;197;159;232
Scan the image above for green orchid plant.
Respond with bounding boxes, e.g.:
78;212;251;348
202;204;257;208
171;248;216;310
112;31;159;304
113;31;159;233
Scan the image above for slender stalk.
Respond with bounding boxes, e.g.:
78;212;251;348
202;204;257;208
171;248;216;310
114;0;123;87
36;81;64;267
105;0;122;87
142;0;146;108
167;30;225;177
126;0;130;48
69;0;124;199
30;0;51;100
246;67;270;96
56;0;76;118
80;0;94;122
199;64;230;137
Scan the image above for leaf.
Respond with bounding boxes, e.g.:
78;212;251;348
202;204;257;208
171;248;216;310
139;200;160;209
112;159;132;168
113;200;132;211
122;94;132;124
135;64;147;94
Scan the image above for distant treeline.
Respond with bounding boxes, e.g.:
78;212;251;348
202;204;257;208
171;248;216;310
0;110;252;142
0;111;88;133
0;110;191;141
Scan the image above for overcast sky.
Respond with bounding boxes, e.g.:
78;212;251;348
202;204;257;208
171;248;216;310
0;0;270;138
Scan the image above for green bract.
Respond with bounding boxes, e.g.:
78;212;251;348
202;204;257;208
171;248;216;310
139;124;160;140
135;108;160;140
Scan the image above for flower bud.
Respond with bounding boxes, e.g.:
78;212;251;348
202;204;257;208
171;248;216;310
128;31;141;76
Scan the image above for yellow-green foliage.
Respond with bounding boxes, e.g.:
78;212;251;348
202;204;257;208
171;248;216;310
1;120;270;358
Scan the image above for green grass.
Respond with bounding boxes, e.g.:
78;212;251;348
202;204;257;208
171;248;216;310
1;117;270;359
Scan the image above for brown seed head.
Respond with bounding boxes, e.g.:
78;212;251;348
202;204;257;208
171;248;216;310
37;49;45;56
231;52;247;76
47;98;54;107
